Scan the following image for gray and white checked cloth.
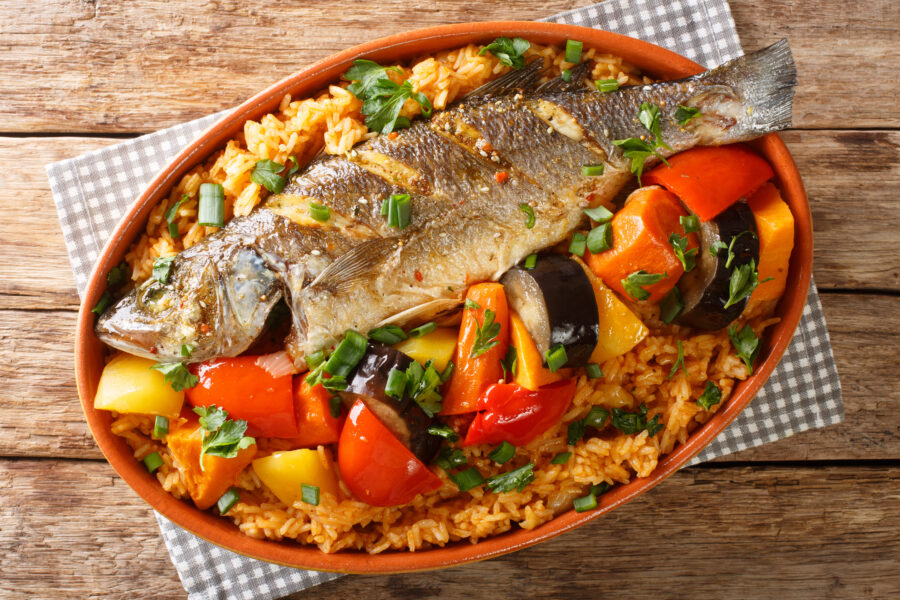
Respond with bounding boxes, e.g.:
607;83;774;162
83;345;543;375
46;0;843;598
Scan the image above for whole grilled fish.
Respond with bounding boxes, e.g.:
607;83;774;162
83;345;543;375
96;40;797;367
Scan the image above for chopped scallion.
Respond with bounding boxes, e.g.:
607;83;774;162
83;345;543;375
488;441;516;464
329;396;342;418
565;39;583;64
519;203;536;229
551;451;572;464
385;193;411;229
143;451;164;474
309;202;330;222
568;232;587;256
584;406;610;428
427;424;459;442
573;492;597;512
583;205;614;223
591;481;612;495
586;223;612;253
581;164;605;177
409;322;437;337
595;79;619;93
561;69;572;82
323;330;368;378
659;287;684;325
545;343;567;372
585;363;603;379
450;467;485;493
165;194;190;239
524;254;537;269
305;349;326;369
567;419;586;446
440;361;455;382
680;214;700;233
91;291;112;316
385;367;408;400
369;324;407;345
301;483;320;506
217;487;241;514
152;416;169;440
198;183;225;227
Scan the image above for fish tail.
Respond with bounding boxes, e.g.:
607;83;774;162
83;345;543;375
704;39;798;133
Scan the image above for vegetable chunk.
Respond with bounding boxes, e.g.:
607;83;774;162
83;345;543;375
94;353;184;418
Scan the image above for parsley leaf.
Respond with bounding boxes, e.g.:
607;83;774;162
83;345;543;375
344;60;404;99
680;215;700;234
667;340;687;380
192;405;255;468
91;291;112;316
637;102;671;151
725;230;757;268
724;260;766;309
165;194;190;239
659;287;684;325
344;60;432;135
728;324;761;374
152;255;175;284
500;345;517;379
709;240;729;257
485;463;535;493
150;361;198;392
470;309;502;358
669;233;698;272
567;419;587;446
697;381;722;410
106;262;128;287
251;157;297;194
675;105;702;125
621;270;666;301
404;360;443;417
479;37;531;69
464;299;481;310
613;102;671;184
611;404;663;436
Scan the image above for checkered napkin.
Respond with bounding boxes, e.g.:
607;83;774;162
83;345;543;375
46;0;842;598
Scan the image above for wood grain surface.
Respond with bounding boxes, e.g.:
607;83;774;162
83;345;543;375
0;0;898;598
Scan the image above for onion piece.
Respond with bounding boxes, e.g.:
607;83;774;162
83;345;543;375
255;351;297;378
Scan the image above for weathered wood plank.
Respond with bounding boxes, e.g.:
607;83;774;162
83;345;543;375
0;0;896;133
2;460;897;599
1;130;896;313
0;293;896;461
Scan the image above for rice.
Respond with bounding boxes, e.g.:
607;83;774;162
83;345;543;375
110;41;769;554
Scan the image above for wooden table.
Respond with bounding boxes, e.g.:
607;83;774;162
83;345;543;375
1;1;898;598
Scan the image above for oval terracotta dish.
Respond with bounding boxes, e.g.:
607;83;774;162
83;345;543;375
75;21;812;573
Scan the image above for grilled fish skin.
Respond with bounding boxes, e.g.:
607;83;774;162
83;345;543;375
96;40;797;366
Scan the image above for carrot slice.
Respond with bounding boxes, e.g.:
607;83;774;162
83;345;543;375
585;186;696;303
284;375;346;449
644;144;774;221
441;283;509;415
509;311;563;391
747;182;795;305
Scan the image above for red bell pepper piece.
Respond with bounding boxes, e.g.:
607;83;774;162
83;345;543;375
463;379;576;447
643;144;774;221
186;356;297;438
338;399;443;507
284;375;346;449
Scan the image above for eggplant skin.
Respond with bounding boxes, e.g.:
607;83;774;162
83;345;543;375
501;254;599;368
343;342;441;464
676;202;759;330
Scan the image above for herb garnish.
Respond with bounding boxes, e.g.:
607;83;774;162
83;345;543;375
613;102;671;185
519;203;536;229
435;446;468;470
150;361;198;392
152;255;175;284
587;222;613;253
368;324;407;345
470;309;502;358
404;359;444;417
251;156;299;194
479;37;531;69
566;419;587;446
489;441;516;464
669;233;698;272
659;287;684;324
724;260;767;308
500;345;518;379
106;262;128;287
193;405;255;469
621;270;666;301
165;194;190;239
728;324;761;374
344;60;432;134
697;381;722;410
180;343;194;358
485;463;535;493
383;193;412;229
464;299;481;310
680;214;700;233
545;343;568;373
595;79;619;93
611;404;663;436
91;291;112;316
675;105;702;126
301;483;320;506
551;451;572;464
584;406;610;428
583;205;614;223
667;340;687;380
709;240;728;257
585;363;604;379
569;232;587;256
427;424;459;443
451;467;485;493
725;231;756;268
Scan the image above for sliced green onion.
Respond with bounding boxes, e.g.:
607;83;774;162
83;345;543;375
301;483;320;506
568;232;587;256
369;324;407;345
323;330;367;378
380;197;389;216
309;202;330;222
591;481;612;495
551;451;572;464
573;492;597;512
329;396;343;418
584;406;610;428
583;205;614;223
561;69;572;82
217;487;241;514
660;287;684;325
305;349;326;369
386;193;411;229
427;424;459;442
565;39;583;64
198;183;225;227
567;419;586;445
524;254;537;269
586;223;612;253
165;195;190;239
545;343;567;372
450;467;485;493
585;363;603;379
385;367;408;400
439;361;455;383
91;291;112;316
409;322;437;337
581;164;605;177
143;451;164;474
519;203;535;229
488;441;516;464
595;79;619;93
152;416;169;439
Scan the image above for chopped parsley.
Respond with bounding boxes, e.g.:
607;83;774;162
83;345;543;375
709;239;728;257
680;214;700;233
470;309;502;358
613;102;671;185
106;262;128;287
152;255;175;284
192;405;255;469
150;361;198;392
479;37;531;69
621;270;666;301
724;260;772;309
725;231;757;268
404;359;444;417
659;287;684;325
667;340;687;380
669;233;698;272
464;299;481;310
344;60;432;134
611;404;663;436
250;156;299;194
180;343;194;358
567;419;587;446
697;381;722;410
91;291;112;316
519;203;536;229
485;463;535;493
675;105;702;125
728;324;761;374
500;345;518;379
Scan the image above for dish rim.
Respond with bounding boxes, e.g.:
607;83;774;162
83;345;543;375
74;20;813;574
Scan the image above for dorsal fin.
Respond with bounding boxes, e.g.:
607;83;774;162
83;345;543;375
464;58;545;99
535;62;592;93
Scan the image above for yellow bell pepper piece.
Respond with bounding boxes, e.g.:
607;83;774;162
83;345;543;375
393;327;457;372
93;353;184;418
252;448;339;507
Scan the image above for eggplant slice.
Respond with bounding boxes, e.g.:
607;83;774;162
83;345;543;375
500;254;599;368
675;202;759;330
341;342;441;464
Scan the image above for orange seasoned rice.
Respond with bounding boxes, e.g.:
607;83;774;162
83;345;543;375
110;41;777;554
